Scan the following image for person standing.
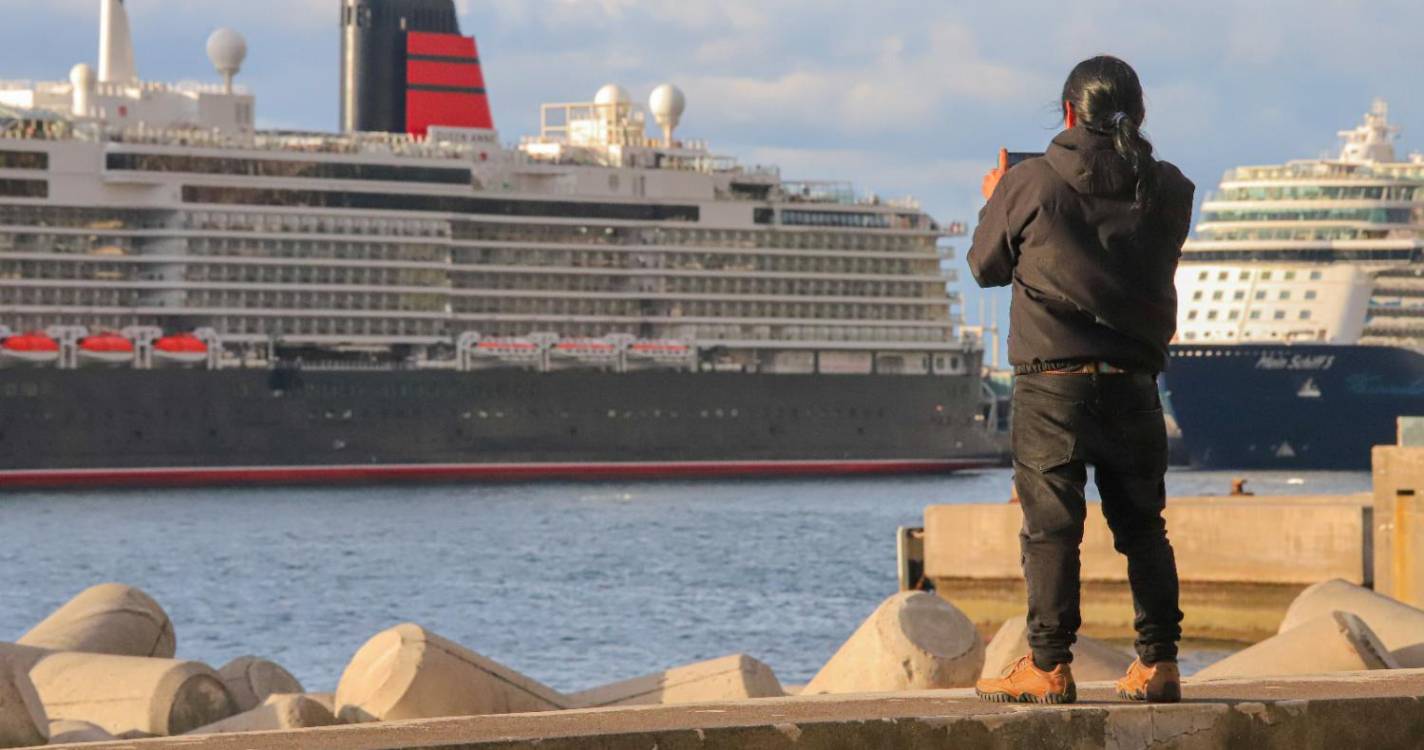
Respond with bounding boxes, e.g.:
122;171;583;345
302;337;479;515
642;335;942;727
968;56;1195;705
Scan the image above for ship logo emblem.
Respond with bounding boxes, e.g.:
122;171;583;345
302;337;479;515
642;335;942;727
1276;442;1298;458
1298;378;1323;399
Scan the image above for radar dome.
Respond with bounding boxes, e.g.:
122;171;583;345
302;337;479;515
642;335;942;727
649;84;686;145
594;84;632;107
206;28;247;91
69;63;95;89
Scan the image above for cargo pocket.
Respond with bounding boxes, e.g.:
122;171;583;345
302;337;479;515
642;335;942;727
1010;390;1078;473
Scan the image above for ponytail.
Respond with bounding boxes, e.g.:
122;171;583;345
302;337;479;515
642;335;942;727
1111;112;1157;212
1061;56;1157;213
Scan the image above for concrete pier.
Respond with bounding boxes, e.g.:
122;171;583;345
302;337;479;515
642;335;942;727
49;669;1424;750
921;494;1372;641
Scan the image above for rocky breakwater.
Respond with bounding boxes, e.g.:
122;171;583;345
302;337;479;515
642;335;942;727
0;587;990;747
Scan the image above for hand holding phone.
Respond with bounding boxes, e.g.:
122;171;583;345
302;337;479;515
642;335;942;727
982;148;1009;201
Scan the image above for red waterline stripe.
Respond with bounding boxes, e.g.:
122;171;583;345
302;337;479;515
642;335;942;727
0;459;997;490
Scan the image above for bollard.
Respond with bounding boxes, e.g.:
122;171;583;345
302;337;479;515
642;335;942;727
569;654;784;708
0;643;236;737
980;615;1133;682
1278;578;1424;667
803;592;985;694
334;624;566;722
47;720;114;744
187;694;337;735
217;656;303;713
0;658;47;749
1194;611;1398;681
18;583;175;658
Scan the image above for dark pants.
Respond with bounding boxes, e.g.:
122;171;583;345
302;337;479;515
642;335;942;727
1011;371;1183;667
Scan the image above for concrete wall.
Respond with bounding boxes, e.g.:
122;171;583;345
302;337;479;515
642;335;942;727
924;495;1371;586
1372;447;1424;608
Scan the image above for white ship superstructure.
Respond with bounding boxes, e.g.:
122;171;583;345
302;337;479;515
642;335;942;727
0;2;976;379
1175;100;1424;347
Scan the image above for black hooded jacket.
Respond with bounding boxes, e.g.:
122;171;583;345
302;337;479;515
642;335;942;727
968;128;1195;374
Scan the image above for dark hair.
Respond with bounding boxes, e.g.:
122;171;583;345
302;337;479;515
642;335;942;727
1061;55;1156;211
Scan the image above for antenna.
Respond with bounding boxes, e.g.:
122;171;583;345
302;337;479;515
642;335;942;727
648;84;686;147
206;28;248;94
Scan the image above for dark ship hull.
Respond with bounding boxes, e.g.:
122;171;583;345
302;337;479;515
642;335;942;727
0;367;1001;489
1167;343;1424;470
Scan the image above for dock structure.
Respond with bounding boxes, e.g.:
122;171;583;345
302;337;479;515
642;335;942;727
916;493;1373;641
50;670;1424;750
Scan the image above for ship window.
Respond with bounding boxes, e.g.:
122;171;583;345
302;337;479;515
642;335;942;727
1250;310;1262;320
1197;271;1208;281
0;150;47;170
1217;272;1228;281
1285;271;1297;280
1255;291;1267;301
1262;271;1273;280
1191;291;1203;301
1207;310;1219;320
1310;271;1323;280
1184;332;1197;340
0;179;47;198
1279;291;1291;300
1274;310;1286;320
1234;290;1246;301
1229;310;1240;320
1239;271;1250;280
1211;291;1224;301
1305;290;1317;300
1300;310;1312;320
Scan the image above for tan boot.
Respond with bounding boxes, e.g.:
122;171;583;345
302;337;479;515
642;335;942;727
975;655;1076;705
1115;659;1181;703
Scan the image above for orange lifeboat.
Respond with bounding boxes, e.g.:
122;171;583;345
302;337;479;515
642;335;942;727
76;333;135;367
0;331;60;368
152;333;208;368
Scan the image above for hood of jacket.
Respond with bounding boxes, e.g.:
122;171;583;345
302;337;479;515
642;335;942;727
1045;127;1135;197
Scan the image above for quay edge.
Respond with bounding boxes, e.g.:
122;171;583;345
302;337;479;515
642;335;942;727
52;669;1424;750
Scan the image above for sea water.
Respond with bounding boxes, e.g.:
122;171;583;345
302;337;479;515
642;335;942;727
0;468;1369;693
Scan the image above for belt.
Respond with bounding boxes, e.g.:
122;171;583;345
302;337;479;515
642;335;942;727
1042;361;1130;375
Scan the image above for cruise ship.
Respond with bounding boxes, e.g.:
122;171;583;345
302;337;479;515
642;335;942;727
1168;100;1424;469
0;0;1001;488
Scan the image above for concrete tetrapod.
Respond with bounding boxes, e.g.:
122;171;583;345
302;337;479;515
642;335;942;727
0;658;47;749
569;654;784;708
18;583;175;658
217;656;304;712
803;592;985;694
47;720;114;744
1194;611;1399;681
0;643;236;737
980;615;1134;682
187;694;337;735
1279;578;1424;667
334;624;567;723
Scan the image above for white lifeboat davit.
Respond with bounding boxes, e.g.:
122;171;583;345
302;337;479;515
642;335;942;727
76;333;135;367
151;333;208;368
0;331;61;368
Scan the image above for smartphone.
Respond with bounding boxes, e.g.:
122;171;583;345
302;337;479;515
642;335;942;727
1005;151;1044;169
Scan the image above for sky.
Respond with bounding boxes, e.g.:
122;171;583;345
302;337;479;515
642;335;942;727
5;0;1424;341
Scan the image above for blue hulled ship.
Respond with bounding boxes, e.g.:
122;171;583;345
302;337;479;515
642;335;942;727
1168;101;1424;469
